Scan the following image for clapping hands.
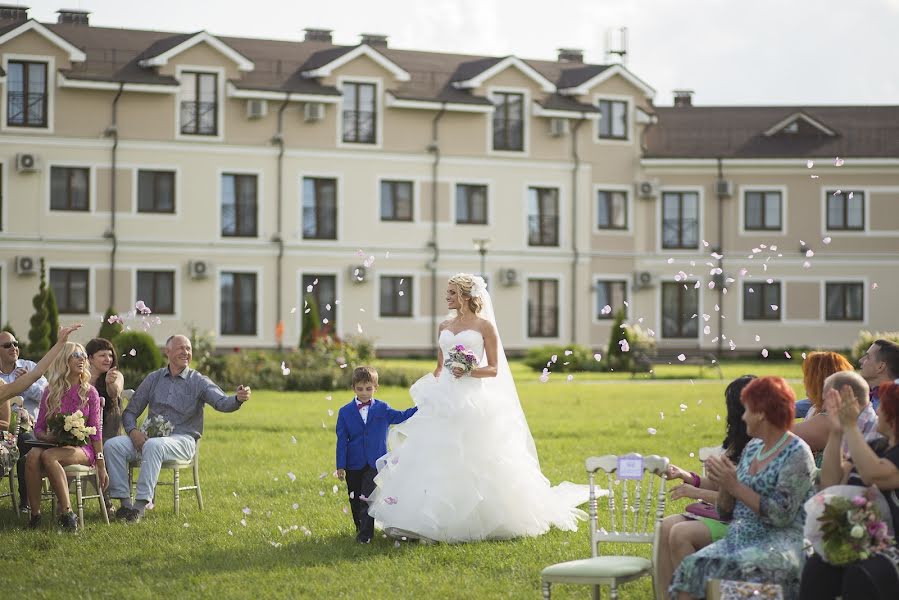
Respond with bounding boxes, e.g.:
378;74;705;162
705;454;738;493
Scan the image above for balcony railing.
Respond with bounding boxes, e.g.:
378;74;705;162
180;101;217;135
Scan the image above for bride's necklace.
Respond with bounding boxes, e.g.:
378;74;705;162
754;432;790;462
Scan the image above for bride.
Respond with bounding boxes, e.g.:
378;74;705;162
367;273;588;543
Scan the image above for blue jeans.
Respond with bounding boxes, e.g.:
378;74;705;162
105;434;196;503
795;398;812;419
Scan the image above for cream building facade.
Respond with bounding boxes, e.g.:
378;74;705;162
0;7;896;355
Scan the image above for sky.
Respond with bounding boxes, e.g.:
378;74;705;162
17;0;899;106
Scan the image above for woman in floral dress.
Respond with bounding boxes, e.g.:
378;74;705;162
670;376;816;599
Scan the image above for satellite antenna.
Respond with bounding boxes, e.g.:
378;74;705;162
605;27;628;65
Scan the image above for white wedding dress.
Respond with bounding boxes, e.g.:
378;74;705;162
367;327;589;543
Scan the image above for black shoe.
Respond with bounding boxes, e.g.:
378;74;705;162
124;508;142;523
27;514;42;529
58;511;78;531
20;503;31;515
355;532;372;544
114;506;132;520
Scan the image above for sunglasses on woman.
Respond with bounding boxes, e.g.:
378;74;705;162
71;351;88;359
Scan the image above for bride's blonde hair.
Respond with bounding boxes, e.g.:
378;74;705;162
45;342;92;416
448;273;484;315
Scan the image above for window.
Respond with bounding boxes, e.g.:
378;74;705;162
528;187;559;246
221;174;258;237
303;177;337;239
302;274;337;335
50;167;89;211
744;191;782;231
661;281;699;338
456;184;488;225
662;191;699;249
743;282;781;321
598;99;627;140
596;190;627;230
180;72;217;135
380;276;412;317
220;272;257;335
826;282;863;321
7;61;47;127
136;270;175;315
596;281;627;320
342;82;376;144
380;180;413;222
528;279;558;337
138;170;175;213
491;92;524;151
50;268;89;314
827;190;864;231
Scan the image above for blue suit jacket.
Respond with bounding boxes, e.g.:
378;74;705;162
335;398;417;470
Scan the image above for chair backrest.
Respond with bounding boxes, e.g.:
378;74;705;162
585;454;669;554
698;446;724;477
122;389;135;403
8;396;24;433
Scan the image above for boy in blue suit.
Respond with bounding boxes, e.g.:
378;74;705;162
336;366;417;543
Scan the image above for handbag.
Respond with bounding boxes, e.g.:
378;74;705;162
685;500;726;521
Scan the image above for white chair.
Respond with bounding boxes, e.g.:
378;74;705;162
128;441;203;515
2;397;26;512
541;453;670;600
698;445;724;477
49;464;111;529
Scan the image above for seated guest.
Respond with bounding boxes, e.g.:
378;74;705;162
793;351;854;465
670;376;816;600
24;342;106;531
657;375;756;596
85;338;125;441
799;380;899;600
104;335;250;523
857;339;899;411
0;330;49;512
0;325;81;405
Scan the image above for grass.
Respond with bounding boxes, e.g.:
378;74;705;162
1;367;807;600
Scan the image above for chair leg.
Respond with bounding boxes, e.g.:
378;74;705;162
96;473;110;525
541;581;551;600
8;470;18;513
75;475;84;529
128;465;135;505
194;462;204;511
173;467;180;516
608;582;617;600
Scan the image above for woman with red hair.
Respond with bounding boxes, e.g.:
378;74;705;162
799;380;899;600
670;376;816;599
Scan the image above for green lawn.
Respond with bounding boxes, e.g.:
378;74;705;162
1;370;807;599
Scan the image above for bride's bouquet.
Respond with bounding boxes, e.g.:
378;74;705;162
804;485;895;565
47;410;96;446
140;415;174;438
444;344;478;374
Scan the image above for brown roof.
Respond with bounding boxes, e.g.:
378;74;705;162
645;105;899;159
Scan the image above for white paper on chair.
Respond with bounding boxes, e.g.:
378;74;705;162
616;456;644;480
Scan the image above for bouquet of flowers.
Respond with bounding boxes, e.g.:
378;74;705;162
47;410;96;446
444;344;478;374
804;485;895;565
140;414;174;438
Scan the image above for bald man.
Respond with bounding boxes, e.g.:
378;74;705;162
104;334;251;522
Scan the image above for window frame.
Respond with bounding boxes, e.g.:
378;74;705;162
825;282;864;321
660;281;700;339
527;278;559;338
49;166;90;212
302;176;338;240
49;268;90;314
219;270;258;336
594;96;630;142
594;279;628;321
455;183;489;225
595;189;629;231
742;189;783;232
220;172;259;238
178;71;219;136
660;190;701;250
527;186;560;247
5;59;48;128
137;169;176;214
379;275;413;318
135;269;175;315
379;179;414;222
301;273;338;335
742;281;782;321
490;90;525;152
341;80;378;144
825;190;865;232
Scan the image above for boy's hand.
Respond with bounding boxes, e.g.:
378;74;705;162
336;469;346;481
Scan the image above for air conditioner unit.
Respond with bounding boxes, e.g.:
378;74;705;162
16;153;39;173
188;260;209;279
349;265;367;283
246;99;268;119
716;179;734;198
636;179;659;199
497;268;520;287
15;255;37;275
632;270;654;290
304;102;325;122
548;117;569;137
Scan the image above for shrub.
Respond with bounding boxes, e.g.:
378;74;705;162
189;326;225;381
27;259;51;357
98;307;124;341
299;294;321;349
851;331;899;363
605;308;632;372
523;344;601;373
45;285;59;346
112;330;165;388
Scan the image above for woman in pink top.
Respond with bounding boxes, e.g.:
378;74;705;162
24;342;106;531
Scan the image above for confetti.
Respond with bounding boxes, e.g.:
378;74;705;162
332;485;339;494
242;507;251;515
647;427;657;435
667;258;675;264
770;305;779;311
703;325;711;335
834;157;844;167
785;351;792;359
802;261;811;269
848;192;854;200
872;282;878;290
290;436;297;444
385;497;398;505
290;307;297;314
327;409;334;417
292;503;299;510
287;472;296;482
240;518;247;527
761;349;769;358
129;348;137;356
183;523;190;528
600;304;612;315
593;353;602;362
619;339;630;352
566;374;573;382
689;452;695;458
677;354;686;362
679;403;688;411
822;236;832;244
806;159;814;168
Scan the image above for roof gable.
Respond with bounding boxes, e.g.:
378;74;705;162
301;44;410;81
138;31;254;72
558;64;654;99
763;111;837;137
0;19;85;62
451;55;555;93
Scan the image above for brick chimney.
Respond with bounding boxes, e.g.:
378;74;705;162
360;33;388;48
304;28;333;43
673;90;694;107
0;4;29;21
557;48;584;63
57;9;90;25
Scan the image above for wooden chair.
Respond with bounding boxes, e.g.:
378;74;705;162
541;453;670;600
698;445;724;477
49;464;110;529
128;441;203;515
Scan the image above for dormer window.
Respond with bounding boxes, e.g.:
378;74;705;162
783;121;799;134
598;99;628;140
491;92;524;151
7;61;48;128
342;82;377;144
180;72;218;136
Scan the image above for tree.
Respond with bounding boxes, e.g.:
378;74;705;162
98;307;123;340
299;294;320;349
45;284;60;346
27;258;51;357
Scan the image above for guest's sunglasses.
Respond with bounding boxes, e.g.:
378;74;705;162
71;351;88;359
1;341;19;349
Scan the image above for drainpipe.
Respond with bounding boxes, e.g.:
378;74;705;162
105;82;125;310
273;93;290;351
426;102;447;355
569;115;586;345
715;157;725;357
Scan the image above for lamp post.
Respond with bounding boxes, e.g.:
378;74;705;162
472;238;491;280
